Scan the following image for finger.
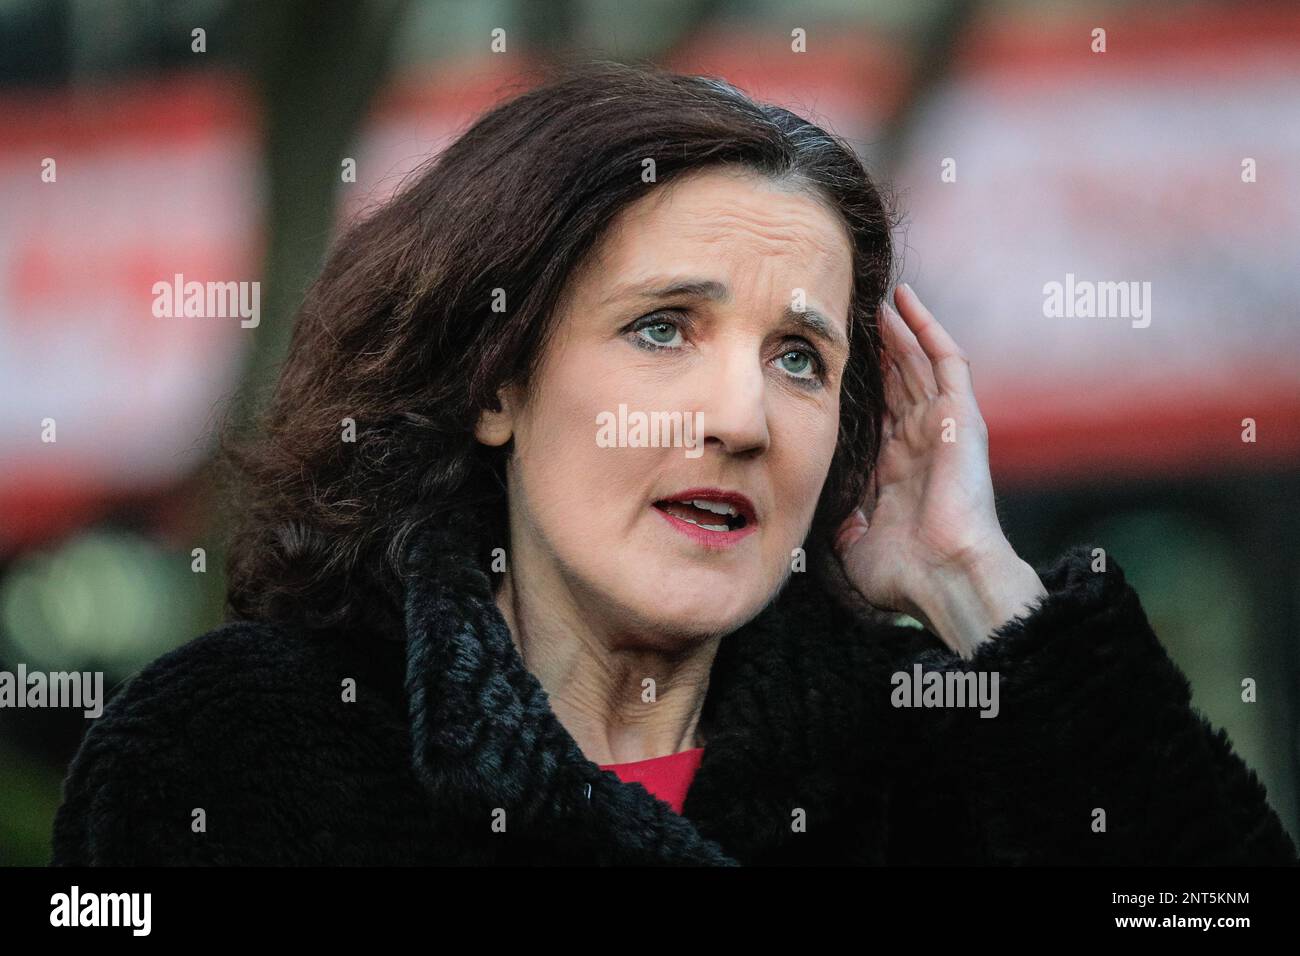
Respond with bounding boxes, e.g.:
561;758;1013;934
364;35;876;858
876;302;918;408
881;351;911;421
882;298;936;400
881;298;937;402
893;283;973;397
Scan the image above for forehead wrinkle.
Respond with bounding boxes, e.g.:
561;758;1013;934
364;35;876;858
577;172;853;335
674;208;843;256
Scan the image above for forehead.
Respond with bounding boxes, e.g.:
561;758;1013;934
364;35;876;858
582;167;854;295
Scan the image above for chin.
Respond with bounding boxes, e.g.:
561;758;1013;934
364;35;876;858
605;561;778;641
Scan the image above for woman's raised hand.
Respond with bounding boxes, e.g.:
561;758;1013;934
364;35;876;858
833;284;1046;658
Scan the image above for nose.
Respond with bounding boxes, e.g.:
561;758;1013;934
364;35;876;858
697;341;770;458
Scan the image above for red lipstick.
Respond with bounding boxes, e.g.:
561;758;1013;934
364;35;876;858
651;487;758;550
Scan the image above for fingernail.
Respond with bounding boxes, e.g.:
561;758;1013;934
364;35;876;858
901;282;915;297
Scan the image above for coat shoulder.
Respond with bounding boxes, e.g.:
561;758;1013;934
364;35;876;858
68;619;404;755
50;619;428;865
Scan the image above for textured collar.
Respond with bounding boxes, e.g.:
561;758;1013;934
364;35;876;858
398;512;933;864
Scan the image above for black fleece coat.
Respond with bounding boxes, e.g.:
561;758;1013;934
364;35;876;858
50;518;1298;866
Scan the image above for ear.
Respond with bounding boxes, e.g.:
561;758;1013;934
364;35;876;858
474;385;520;447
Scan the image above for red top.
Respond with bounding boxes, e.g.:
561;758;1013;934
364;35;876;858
599;746;705;815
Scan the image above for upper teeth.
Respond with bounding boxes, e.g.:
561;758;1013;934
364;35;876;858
691;499;738;516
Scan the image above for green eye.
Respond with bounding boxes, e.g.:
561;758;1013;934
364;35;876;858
778;350;813;376
637;321;681;346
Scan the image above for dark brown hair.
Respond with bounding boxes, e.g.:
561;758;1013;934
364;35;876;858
217;59;897;640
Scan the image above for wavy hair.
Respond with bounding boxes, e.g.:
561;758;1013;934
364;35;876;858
216;59;898;640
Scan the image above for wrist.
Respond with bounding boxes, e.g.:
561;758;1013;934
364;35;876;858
911;547;1048;658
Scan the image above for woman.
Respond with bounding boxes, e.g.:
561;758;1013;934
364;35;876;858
51;61;1296;866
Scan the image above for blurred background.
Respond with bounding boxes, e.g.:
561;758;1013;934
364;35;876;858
1;0;1298;865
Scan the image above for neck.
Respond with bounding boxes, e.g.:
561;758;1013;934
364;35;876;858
493;566;717;766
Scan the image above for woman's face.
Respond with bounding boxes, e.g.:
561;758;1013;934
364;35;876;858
479;166;855;641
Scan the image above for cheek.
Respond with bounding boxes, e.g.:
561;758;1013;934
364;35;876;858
770;398;841;523
509;361;647;542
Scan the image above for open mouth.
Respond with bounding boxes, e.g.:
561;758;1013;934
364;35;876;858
650;490;757;539
653;498;748;532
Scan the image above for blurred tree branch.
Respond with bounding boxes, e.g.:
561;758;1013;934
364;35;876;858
197;0;408;622
877;0;983;175
233;0;411;430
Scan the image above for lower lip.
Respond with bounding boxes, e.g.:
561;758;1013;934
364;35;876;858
652;504;758;550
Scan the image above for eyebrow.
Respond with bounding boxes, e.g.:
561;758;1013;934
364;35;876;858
602;276;848;350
